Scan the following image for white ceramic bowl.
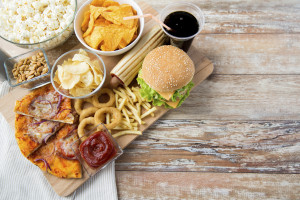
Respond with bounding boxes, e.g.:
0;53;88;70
74;0;144;56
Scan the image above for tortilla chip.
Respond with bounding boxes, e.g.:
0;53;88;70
91;0;105;7
81;10;90;32
83;13;95;38
103;0;120;7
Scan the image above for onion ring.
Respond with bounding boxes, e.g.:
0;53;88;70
78;117;96;140
74;99;84;115
94;107;122;130
79;107;99;122
92;88;115;108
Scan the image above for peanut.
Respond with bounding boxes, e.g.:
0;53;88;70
11;51;48;83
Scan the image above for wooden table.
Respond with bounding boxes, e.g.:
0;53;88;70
115;0;300;199
1;0;299;199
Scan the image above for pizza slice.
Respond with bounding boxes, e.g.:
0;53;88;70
15;114;64;157
14;84;74;124
28;124;82;179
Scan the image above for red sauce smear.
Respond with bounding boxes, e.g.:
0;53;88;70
79;131;116;168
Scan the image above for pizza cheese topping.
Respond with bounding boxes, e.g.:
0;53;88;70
27;119;61;144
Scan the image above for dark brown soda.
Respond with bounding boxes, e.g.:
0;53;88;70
163;11;199;52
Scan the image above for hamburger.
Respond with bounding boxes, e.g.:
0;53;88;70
137;45;195;108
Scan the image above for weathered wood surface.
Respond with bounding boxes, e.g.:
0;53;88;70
116;120;300;173
193;34;300;74
116;171;300;200
1;0;299;199
115;0;300;199
149;0;300;34
163;75;300;120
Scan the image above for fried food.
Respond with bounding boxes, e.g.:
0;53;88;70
79;107;98;122
92;88;115;108
74;99;84;114
94;107;122;130
81;0;139;51
78;117;96;140
53;49;104;97
111;86;157;138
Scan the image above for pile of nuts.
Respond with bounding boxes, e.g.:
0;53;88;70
12;52;49;83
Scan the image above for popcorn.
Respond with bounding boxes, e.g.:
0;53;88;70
0;0;76;50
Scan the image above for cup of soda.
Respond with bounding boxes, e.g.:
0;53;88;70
160;2;205;52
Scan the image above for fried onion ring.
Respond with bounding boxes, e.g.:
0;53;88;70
78;117;96;140
92;88;115;108
79;107;98;122
94;107;122;130
74;99;84;115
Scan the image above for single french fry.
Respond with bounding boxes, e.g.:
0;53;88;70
141;107;157;119
112;130;142;138
118;97;127;110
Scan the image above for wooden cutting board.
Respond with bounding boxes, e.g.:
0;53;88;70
0;1;213;197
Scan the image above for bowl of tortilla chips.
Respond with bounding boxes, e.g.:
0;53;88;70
74;0;144;56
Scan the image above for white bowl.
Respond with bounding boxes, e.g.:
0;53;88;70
74;0;144;56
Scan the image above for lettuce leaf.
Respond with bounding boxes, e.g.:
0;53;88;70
137;73;194;109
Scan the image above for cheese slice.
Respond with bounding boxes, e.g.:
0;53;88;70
139;73;175;100
156;91;175;101
165;99;181;108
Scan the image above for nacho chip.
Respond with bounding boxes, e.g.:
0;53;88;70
83;13;95;38
91;0;105;7
90;26;104;49
101;5;134;28
94;16;111;26
122;26;137;44
81;10;90;32
100;24;124;51
103;0;119;7
90;5;105;19
81;0;139;51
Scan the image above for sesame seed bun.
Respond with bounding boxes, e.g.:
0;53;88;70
141;45;195;92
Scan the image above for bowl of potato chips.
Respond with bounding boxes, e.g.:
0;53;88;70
51;49;106;99
74;0;144;56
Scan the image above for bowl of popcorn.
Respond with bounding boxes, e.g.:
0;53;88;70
50;49;106;99
74;0;144;56
0;0;77;50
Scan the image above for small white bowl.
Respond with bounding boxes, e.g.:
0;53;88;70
74;0;144;56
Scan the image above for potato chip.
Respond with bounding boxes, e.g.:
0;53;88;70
54;49;104;97
63;62;90;75
70;87;93;97
80;71;94;87
60;72;80;89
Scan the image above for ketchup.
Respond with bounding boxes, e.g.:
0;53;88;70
79;131;116;168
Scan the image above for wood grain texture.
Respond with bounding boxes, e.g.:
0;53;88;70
116;120;300;173
116;171;300;200
1;0;300;199
193;34;300;74
161;75;300;120
147;0;300;34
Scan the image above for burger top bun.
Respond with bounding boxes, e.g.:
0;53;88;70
141;45;195;92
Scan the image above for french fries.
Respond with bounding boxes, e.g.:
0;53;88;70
111;86;157;138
